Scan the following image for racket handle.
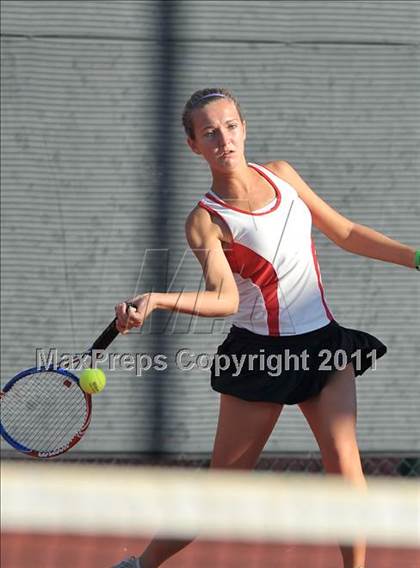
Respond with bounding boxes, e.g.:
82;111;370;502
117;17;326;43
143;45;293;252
90;318;119;351
90;303;136;351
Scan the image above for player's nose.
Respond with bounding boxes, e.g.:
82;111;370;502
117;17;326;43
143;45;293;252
218;127;231;148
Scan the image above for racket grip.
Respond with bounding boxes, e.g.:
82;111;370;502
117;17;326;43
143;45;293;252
90;303;136;351
90;318;119;351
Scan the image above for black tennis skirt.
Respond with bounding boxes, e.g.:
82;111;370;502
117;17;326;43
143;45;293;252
210;319;387;405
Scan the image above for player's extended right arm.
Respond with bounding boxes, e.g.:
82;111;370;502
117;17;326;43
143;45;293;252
115;207;239;332
155;206;239;316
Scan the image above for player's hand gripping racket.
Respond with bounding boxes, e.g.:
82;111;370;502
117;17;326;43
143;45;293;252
0;316;121;458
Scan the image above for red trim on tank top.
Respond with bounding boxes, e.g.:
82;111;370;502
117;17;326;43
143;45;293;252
197;201;235;243
198;200;223;220
251;162;281;180
224;241;280;336
310;239;334;321
204;163;281;216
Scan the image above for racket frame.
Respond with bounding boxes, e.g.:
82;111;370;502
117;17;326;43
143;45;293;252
0;366;92;458
1;315;124;458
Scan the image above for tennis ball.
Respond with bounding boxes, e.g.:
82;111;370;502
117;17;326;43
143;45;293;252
79;368;107;394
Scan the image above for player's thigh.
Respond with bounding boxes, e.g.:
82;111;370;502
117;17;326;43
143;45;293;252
298;364;360;467
210;394;283;470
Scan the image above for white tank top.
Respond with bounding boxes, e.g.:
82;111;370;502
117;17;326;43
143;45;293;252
198;162;334;336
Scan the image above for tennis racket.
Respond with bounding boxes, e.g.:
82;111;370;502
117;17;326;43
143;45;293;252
0;316;121;458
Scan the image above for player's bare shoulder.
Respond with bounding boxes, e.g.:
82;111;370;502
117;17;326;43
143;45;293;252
185;205;213;245
263;160;292;178
185;204;231;246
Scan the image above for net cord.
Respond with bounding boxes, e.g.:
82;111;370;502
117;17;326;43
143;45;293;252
2;462;419;547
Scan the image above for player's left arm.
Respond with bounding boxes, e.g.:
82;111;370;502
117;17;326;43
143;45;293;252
267;160;417;270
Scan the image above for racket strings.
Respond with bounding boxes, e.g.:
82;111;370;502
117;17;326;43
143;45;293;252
2;377;85;451
1;372;88;453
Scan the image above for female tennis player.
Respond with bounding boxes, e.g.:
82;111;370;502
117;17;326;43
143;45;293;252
112;88;419;568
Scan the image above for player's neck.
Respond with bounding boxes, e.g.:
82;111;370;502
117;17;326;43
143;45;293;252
210;161;256;200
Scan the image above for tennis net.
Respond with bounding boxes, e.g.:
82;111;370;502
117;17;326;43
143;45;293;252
1;461;419;568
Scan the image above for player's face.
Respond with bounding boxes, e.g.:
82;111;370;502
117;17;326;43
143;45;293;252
187;99;246;171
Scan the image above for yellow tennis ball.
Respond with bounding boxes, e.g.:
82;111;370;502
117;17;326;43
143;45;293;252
79;368;107;394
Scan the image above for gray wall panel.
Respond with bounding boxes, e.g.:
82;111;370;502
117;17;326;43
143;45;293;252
2;0;419;44
1;0;419;454
1;0;160;39
173;0;420;44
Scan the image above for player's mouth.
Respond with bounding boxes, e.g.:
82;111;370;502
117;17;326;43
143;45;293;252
219;151;235;159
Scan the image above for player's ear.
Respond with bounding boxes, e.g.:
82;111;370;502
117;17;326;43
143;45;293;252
187;137;201;155
242;120;247;142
